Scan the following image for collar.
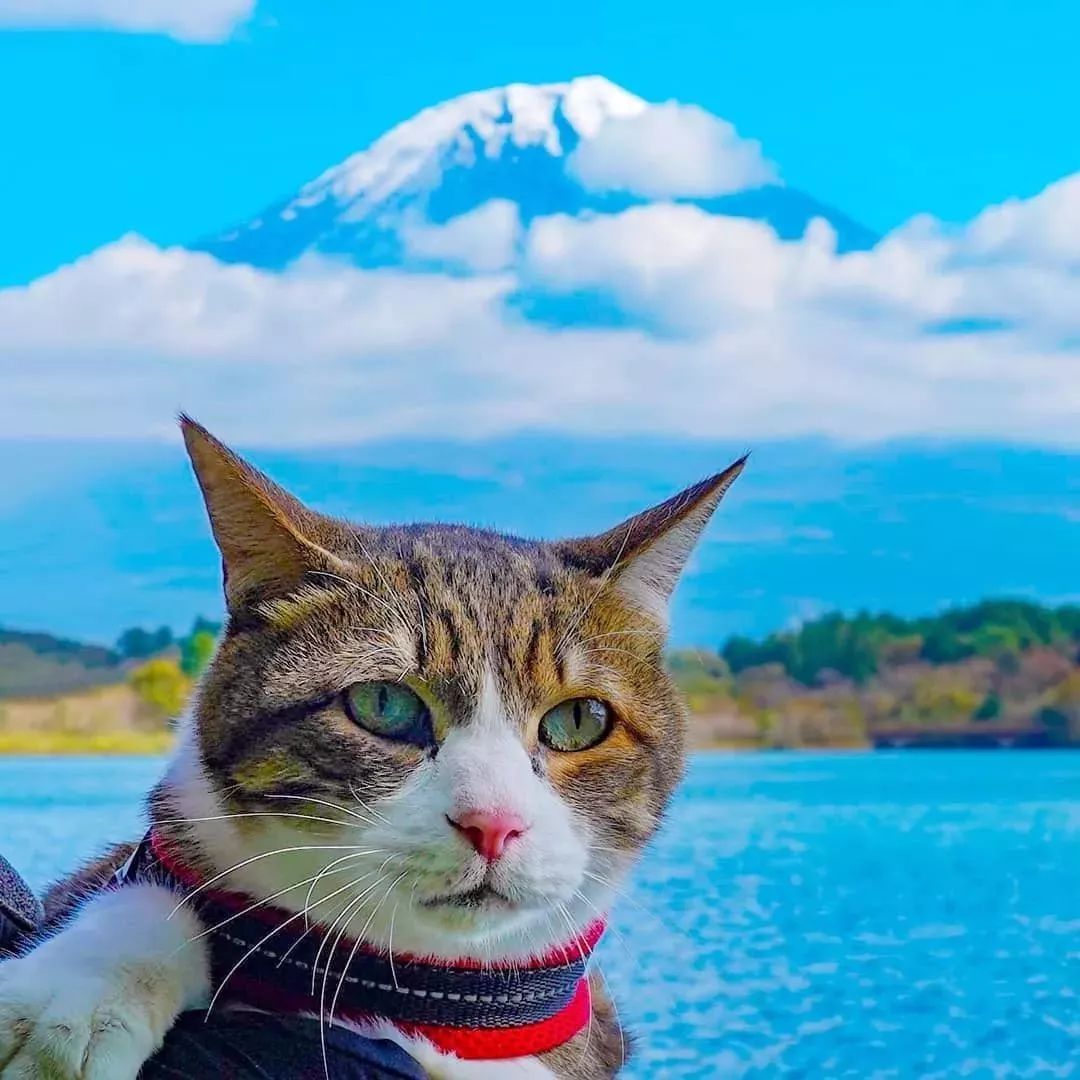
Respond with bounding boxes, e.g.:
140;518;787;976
118;832;604;1060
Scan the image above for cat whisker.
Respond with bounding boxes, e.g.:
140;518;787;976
179;855;380;949
591;958;627;1071
348;783;392;827
578;628;664;645
320;870;409;1080
306;570;404;624
347;541;419;642
202;871;376;1022
263;792;381;828
276;874;380;971
156;810;368;832
310;867;394;996
168;843;378;919
553;902;589;968
572;888;644;981
306;853;399;933
301;852;394;930
387;900;402;991
583;868;692;950
327;869;407;1030
580;644;652;665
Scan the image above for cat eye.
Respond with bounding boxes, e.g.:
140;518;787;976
538;698;613;752
344;681;432;746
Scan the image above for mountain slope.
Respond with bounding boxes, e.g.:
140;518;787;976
192;76;876;269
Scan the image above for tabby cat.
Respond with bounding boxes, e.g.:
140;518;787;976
0;419;744;1079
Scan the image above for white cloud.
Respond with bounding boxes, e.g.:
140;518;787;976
402;200;521;273
0;0;254;42
2;174;1080;448
567;102;777;198
960;173;1080;266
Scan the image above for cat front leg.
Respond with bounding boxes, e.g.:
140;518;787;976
0;883;209;1079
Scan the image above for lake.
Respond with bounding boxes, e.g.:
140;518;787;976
1;751;1078;1078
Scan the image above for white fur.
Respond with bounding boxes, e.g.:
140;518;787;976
0;885;209;1079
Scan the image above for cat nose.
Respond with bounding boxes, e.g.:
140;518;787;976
448;809;529;862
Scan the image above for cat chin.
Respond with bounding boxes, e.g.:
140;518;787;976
378;902;565;963
410;897;536;938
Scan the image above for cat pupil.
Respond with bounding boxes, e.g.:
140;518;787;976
573;702;583;730
378;685;388;713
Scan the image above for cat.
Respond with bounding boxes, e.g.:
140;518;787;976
0;417;744;1080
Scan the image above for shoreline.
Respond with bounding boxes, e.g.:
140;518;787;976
0;731;175;755
4;735;1070;757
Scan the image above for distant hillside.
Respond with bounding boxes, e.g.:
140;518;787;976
0;628;122;698
0;619;217;701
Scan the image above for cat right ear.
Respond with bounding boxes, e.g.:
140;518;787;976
179;416;337;612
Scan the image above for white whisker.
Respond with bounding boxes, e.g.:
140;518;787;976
263;793;381;827
180;856;380;949
169;843;376;919
156;810;367;832
556;522;635;658
348;783;392;827
202;873;372;1022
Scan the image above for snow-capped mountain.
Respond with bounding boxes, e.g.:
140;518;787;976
193;76;876;269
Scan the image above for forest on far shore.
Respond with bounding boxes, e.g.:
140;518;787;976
671;599;1080;747
1;599;1078;750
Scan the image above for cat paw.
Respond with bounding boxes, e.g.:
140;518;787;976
0;953;179;1079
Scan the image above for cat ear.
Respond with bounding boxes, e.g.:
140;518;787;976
559;457;747;623
180;416;337;612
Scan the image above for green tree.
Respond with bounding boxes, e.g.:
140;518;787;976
180;630;216;678
129;658;190;719
973;692;1002;722
116;625;173;660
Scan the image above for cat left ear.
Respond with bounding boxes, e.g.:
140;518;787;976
179;415;342;613
558;457;747;623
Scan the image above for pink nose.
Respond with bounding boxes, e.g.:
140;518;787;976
449;809;528;862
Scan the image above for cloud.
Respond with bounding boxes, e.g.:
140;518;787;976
567;102;777;198
402;200;521;273
0;0;255;42
2;176;1080;448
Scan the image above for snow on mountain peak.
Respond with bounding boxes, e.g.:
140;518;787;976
195;76;876;268
296;76;645;212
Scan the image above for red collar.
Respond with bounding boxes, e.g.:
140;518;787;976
141;831;604;1060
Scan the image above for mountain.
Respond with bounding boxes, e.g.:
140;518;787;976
0;628;121;698
192;76;877;270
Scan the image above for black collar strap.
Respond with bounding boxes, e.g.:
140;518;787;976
115;833;603;1060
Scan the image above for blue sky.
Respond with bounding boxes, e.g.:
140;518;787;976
0;0;1078;643
2;0;1079;285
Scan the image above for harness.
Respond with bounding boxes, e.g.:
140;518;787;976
116;832;603;1060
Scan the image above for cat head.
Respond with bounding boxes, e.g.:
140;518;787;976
169;418;744;962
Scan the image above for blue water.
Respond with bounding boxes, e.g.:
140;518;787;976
1;752;1077;1077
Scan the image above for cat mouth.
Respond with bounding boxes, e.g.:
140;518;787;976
420;884;516;911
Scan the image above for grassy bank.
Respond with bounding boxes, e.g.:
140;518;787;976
0;730;175;754
0;683;174;755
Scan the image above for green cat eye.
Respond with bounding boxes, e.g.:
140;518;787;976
538;698;613;752
345;681;432;746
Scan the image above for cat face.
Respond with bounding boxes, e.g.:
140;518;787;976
169;419;743;962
